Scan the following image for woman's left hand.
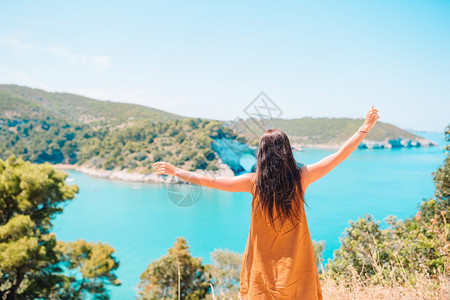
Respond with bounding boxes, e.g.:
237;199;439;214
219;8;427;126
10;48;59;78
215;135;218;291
153;162;178;176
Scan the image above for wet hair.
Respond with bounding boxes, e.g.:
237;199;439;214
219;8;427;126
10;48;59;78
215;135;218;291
253;129;305;228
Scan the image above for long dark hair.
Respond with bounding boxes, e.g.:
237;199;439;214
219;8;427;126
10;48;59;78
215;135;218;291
253;129;305;228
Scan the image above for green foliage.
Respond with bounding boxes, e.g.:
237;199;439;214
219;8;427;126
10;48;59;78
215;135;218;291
138;237;210;300
326;124;450;284
0;117;90;164
326;215;389;280
0;156;120;299
208;249;242;298
0;116;237;172
56;240;121;299
0;156;79;231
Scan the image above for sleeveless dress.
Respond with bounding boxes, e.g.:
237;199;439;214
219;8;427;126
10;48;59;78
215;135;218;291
239;187;323;299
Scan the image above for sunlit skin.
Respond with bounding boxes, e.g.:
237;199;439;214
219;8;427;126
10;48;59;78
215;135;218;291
153;106;379;193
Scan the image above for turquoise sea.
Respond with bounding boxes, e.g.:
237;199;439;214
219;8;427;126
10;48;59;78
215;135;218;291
53;131;447;299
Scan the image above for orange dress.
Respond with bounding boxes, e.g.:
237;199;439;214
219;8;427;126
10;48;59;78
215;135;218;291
240;189;323;299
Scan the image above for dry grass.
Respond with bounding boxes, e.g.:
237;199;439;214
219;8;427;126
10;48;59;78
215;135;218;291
320;270;449;300
210;274;450;300
210;261;449;300
210;215;450;299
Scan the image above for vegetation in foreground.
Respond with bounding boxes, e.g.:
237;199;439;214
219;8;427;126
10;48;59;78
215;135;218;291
0;157;120;299
319;125;449;299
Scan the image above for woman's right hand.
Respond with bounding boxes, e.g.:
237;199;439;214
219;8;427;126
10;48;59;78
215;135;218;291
364;105;380;130
153;161;178;176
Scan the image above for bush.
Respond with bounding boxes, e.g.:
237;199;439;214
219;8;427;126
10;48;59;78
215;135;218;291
326;124;450;285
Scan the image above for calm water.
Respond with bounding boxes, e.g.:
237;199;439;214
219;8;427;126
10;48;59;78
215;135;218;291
53;131;447;299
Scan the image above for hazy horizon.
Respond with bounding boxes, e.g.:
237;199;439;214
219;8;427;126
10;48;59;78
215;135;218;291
1;0;449;132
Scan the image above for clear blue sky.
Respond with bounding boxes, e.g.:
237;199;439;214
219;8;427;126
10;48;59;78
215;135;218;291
1;0;449;132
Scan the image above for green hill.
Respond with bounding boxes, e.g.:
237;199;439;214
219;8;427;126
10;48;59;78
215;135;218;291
0;84;439;175
0;84;181;124
228;117;437;149
0;84;236;172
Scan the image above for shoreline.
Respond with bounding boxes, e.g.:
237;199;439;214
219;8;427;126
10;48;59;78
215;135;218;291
53;164;78;170
51;144;339;183
52;138;438;184
52;159;235;184
293;137;438;151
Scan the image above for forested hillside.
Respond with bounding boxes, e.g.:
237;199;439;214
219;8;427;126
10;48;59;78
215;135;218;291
0;85;238;172
0;84;437;174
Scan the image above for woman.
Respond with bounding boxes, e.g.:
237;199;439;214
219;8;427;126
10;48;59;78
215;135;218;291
153;106;380;299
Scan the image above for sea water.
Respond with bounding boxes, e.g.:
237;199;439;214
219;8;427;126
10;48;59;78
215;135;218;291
53;131;447;299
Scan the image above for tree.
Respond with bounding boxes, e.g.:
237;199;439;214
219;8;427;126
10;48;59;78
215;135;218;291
0;156;120;299
208;249;242;298
326;215;389;280
138;237;210;300
312;241;325;270
56;240;121;299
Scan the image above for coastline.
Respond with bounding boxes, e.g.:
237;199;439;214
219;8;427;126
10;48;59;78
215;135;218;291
293;137;438;151
53;137;439;183
53;164;78;170
52;159;235;184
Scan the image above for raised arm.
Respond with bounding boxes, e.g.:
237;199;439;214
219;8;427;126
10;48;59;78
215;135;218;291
153;162;255;193
301;106;380;188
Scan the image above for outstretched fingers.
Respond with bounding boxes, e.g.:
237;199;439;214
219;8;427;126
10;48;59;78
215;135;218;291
153;162;166;174
153;161;177;176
